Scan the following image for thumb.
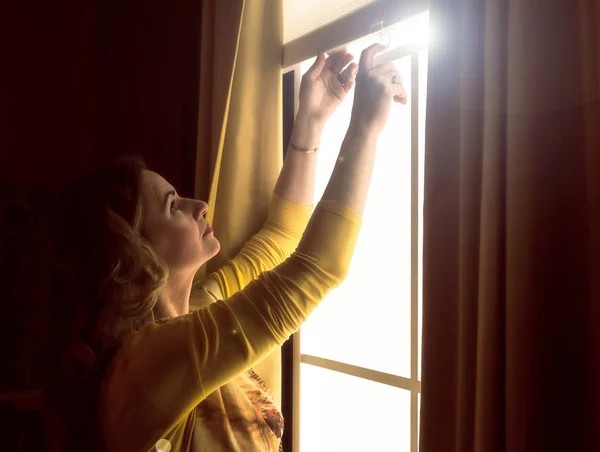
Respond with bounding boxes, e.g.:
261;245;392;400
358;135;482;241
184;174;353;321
305;51;326;79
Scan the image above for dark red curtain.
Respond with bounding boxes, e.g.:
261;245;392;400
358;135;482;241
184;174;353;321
420;1;600;451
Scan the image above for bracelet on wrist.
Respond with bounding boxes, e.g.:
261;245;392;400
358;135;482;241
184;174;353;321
288;142;319;153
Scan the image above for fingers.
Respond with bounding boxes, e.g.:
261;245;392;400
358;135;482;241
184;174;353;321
337;62;358;91
394;95;407;104
305;52;326;78
393;84;408;105
306;50;354;82
358;43;387;72
388;72;407;104
367;58;408;104
386;72;407;104
371;60;407;103
371;61;398;76
327;50;354;74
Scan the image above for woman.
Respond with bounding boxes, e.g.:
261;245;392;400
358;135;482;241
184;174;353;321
25;43;406;451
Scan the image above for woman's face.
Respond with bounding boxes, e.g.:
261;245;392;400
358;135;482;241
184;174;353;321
140;170;220;272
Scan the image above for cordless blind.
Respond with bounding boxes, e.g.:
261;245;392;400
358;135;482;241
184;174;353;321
284;0;377;44
283;0;428;69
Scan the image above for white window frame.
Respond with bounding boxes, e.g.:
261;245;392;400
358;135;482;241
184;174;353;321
283;3;428;451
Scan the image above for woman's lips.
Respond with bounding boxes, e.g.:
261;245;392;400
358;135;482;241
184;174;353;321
202;224;213;237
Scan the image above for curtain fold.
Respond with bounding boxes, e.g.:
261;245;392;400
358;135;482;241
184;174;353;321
420;1;600;451
195;0;284;269
194;0;244;206
194;0;285;405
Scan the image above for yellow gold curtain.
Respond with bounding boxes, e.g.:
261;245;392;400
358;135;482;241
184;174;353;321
193;0;284;404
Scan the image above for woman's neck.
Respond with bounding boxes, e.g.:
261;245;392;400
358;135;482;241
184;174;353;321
154;270;194;319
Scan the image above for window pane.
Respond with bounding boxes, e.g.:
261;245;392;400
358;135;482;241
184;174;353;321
300;364;411;452
300;54;413;378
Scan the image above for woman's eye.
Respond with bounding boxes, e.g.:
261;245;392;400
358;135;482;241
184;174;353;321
170;200;179;212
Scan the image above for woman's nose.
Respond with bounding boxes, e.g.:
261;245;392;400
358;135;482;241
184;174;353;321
191;199;209;221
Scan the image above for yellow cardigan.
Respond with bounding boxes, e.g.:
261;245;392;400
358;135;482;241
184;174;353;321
99;194;362;451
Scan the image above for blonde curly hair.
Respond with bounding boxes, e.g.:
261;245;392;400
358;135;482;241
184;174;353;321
22;157;168;450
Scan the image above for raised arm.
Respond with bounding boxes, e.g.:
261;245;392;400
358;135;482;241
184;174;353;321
199;50;359;298
322;43;407;214
274;50;357;205
102;44;406;451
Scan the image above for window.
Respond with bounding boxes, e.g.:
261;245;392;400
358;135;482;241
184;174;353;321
283;8;429;452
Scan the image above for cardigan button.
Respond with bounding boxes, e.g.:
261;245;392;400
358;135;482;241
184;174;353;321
155;439;172;452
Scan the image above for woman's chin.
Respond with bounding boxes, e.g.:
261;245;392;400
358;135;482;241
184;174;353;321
202;237;221;261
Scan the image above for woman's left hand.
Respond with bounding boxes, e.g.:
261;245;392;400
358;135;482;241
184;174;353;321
297;50;357;125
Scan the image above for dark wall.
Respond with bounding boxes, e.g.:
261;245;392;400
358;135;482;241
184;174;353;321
98;0;202;198
1;0;202;196
1;1;101;190
0;1;204;448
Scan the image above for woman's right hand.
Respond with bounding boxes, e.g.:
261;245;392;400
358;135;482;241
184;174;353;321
349;43;407;136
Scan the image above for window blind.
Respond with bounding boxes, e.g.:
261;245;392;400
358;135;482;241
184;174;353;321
283;0;428;69
284;0;377;44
